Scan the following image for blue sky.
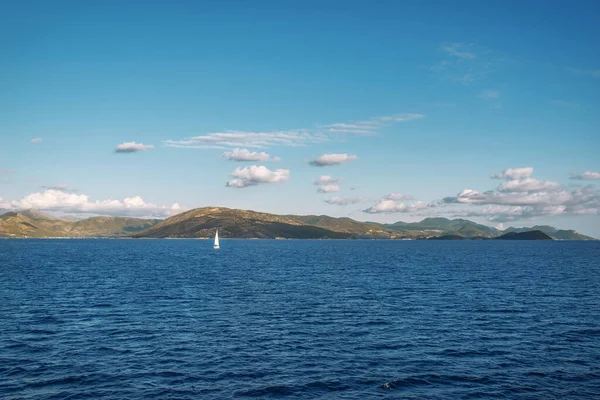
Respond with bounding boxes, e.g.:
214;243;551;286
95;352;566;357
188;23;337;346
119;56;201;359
1;0;599;236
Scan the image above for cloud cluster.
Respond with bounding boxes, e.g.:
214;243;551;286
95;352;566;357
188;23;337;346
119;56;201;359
31;138;43;143
226;165;290;188
324;196;363;206
444;167;600;221
0;189;182;218
115;142;155;153
222;148;281;162
309;153;357;167
571;171;600;180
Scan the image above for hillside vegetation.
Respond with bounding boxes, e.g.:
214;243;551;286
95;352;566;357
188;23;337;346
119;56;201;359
0;208;595;240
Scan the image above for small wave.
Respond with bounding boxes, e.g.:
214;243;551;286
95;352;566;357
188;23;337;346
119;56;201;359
382;373;495;390
235;384;295;397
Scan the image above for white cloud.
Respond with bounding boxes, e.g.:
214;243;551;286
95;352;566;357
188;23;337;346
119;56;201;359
491;167;534;180
571;171;600;180
0;168;15;174
1;179;12;184
3;189;182;218
497;178;562;193
222;148;280;162
31;138;42;143
324;196;363;206
115;141;155;153
314;175;342;185
317;184;340;193
364;199;434;214
226;165;290;188
309;153;358;167
479;90;500;99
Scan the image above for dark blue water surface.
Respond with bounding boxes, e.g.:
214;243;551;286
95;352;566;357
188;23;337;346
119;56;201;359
1;239;600;399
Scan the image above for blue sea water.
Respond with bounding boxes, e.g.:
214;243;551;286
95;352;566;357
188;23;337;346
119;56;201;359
1;239;599;399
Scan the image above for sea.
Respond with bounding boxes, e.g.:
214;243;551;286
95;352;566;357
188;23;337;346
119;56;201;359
1;239;599;399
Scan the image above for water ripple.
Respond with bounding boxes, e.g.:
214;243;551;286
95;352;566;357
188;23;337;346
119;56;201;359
1;239;599;399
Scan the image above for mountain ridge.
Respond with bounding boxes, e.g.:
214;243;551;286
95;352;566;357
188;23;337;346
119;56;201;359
0;208;596;240
0;210;160;238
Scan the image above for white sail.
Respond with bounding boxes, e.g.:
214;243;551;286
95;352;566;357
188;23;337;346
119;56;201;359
214;229;220;249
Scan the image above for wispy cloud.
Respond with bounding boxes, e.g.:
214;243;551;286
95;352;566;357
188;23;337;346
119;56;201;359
41;184;68;191
432;42;495;85
317;184;340;193
569;68;600;78
31;138;42;143
314;176;342;185
1;189;182;218
226;165;290;188
0;179;13;184
324;196;364;206
570;171;600;180
551;100;580;108
479;90;500;100
0;168;15;175
165;130;324;149
384;193;414;201
115;142;155;153
165;113;424;149
441;43;477;59
222;148;280;162
309;153;358;167
320;113;424;135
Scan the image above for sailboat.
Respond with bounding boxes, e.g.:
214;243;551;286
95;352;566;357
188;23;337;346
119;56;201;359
213;229;220;249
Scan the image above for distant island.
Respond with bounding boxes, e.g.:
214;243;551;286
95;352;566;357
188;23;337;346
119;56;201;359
428;230;554;241
0;207;596;240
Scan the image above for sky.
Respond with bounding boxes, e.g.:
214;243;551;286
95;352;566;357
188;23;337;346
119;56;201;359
1;0;599;236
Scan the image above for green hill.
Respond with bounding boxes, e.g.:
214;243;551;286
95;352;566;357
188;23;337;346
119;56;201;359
381;217;499;238
0;211;160;238
1;208;595;240
503;225;595;240
134;207;352;239
495;230;553;240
